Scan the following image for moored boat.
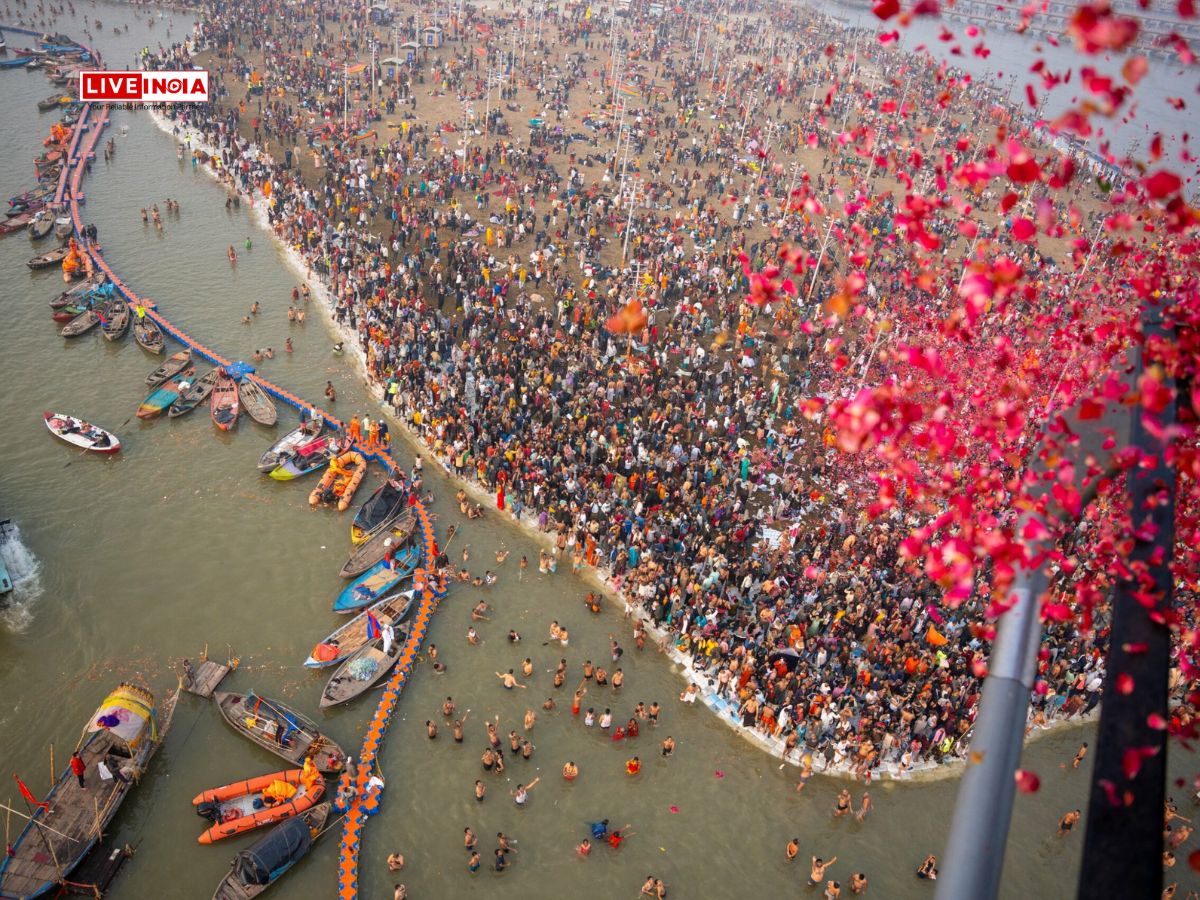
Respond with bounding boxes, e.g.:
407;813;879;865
333;551;419;613
257;423;324;473
26;246;68;269
319;635;404;708
59;307;100;337
137;368;195;419
210;803;331;900
169;368;220;418
238;379;278;426
0;683;178;900
52;299;94;323
307;451;367;510
28;208;54;239
53;215;73;239
338;511;417;578
306;589;414;668
145;349;192;387
211;372;239;431
132;314;164;353
0;211;36;235
349;480;407;544
102;297;130;340
192;767;325;845
268;434;339;481
49;273;105;308
211;692;344;775
37;93;70;112
43;411;120;453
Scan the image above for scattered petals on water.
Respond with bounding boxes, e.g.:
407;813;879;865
1014;769;1041;793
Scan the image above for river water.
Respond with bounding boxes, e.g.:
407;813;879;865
0;2;1196;899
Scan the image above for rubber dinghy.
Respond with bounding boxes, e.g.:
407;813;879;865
192;766;325;844
307;451;366;510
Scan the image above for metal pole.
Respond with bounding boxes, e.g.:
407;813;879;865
936;563;1045;900
1076;311;1176;899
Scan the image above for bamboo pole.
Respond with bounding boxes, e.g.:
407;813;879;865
49;744;55;790
92;797;102;842
0;802;82;843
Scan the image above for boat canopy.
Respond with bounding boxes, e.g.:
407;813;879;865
357;482;406;532
232;815;313;886
84;682;158;747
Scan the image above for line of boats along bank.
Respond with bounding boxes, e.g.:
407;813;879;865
2;39;433;898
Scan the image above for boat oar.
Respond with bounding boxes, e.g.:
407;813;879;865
62;444;92;468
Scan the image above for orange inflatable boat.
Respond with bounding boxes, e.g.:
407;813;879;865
308;450;367;511
191;765;325;844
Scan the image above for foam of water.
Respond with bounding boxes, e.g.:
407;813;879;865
0;523;44;631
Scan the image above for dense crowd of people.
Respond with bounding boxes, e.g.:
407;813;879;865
136;0;1195;782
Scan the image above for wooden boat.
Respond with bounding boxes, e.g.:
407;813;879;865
28;209;54;239
10;187;54;210
145;349;192;387
350;481;407;544
319;635;404;708
60;307;101;337
102;297;130;340
52;299;94;323
238;379;278;426
268;434;338;481
132;315;164;353
49;273;105;308
339;511;417;578
306;589;414;668
169;368;221;418
257;423;323;472
53;216;73;239
307;451;367;511
192;768;325;844
211;373;240;431
43;411;120;453
0;683;178;900
27;246;69;269
211;803;330;900
0;211;36;235
333;551;419;613
212;692;345;775
136;368;195;419
37;93;70;111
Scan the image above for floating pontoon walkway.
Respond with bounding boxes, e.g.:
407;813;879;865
335;490;447;900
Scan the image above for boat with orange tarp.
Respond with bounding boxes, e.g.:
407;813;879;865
308;451;366;511
192;764;325;844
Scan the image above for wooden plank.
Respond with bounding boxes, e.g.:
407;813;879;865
182;660;230;698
